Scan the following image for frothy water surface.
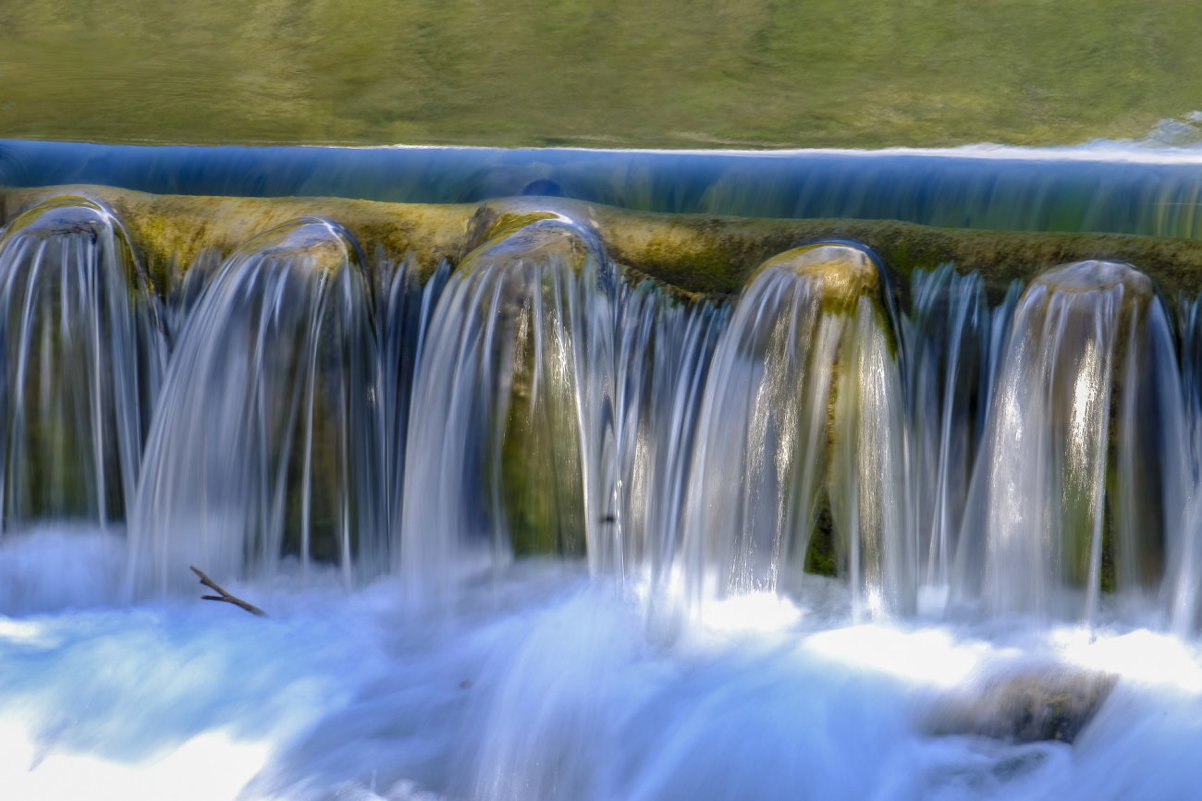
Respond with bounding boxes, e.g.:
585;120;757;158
3;527;1202;800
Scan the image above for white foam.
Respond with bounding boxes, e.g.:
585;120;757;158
3;530;1202;800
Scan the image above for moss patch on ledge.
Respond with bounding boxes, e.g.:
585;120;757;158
6;185;1202;300
0;185;474;294
582;205;1202;301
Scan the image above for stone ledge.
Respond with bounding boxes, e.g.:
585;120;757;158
6;185;1202;300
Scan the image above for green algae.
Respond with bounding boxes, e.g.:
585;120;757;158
8;186;1202;302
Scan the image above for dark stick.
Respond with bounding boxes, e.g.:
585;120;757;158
189;565;268;617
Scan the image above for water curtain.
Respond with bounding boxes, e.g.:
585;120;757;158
0;187;1199;629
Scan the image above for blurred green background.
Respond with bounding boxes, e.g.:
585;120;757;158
2;0;1201;148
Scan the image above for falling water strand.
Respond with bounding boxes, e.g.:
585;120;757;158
955;261;1187;624
680;243;914;619
902;265;992;601
398;217;613;606
599;283;727;586
1170;294;1202;634
126;218;381;594
0;196;164;532
381;255;450;544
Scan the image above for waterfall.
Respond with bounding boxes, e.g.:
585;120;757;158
397;216;613;603
0;196;163;532
954;261;1189;622
7;168;1202;799
126;218;380;593
0;182;1196;632
679;243;913;619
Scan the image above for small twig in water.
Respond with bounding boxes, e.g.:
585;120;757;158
189;566;268;617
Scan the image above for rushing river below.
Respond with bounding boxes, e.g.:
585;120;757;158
4;526;1202;801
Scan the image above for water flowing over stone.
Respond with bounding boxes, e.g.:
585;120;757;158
0;188;1191;632
398;217;614;603
954;261;1188;621
0;196;164;532
6;162;1202;799
680;243;914;619
126;218;380;593
11;141;1202;239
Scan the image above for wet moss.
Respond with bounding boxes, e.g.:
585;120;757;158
8;186;1202;302
477;210;560;245
0;185;475;291
499;366;587;557
804;504;838;577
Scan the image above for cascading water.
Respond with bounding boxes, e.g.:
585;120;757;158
679;243;913;619
10;140;1202;238
398;216;612;604
903;266;993;598
600;282;726;584
954;261;1190;623
126;218;381;594
6;150;1202;800
0;196;163;532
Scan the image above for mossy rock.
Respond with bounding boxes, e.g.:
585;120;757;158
9;186;1202;302
927;666;1117;744
459;217;600;558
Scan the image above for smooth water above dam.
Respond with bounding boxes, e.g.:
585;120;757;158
9;138;1202;238
5;143;1202;799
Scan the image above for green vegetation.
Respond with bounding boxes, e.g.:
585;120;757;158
1;1;1201;148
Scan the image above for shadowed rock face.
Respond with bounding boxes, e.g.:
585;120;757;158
927;666;1118;744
